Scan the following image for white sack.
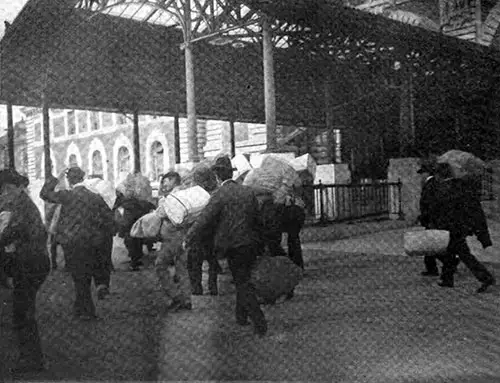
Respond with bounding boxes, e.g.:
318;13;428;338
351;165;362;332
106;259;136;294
159;185;211;226
404;230;450;257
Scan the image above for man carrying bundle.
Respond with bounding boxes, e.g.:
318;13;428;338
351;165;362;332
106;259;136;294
40;166;115;319
185;156;267;336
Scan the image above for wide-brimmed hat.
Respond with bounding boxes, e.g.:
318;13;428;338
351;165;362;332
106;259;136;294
66;166;85;183
0;169;29;188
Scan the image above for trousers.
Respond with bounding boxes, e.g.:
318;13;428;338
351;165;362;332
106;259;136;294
441;232;494;285
187;244;219;294
226;246;266;330
12;271;47;366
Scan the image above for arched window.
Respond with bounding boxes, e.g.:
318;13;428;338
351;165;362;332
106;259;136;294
117;146;131;181
68;154;78;167
91;150;103;178
150;141;164;181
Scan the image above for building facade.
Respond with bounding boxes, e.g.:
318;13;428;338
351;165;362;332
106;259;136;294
22;107;273;187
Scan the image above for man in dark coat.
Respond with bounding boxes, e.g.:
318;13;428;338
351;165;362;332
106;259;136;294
0;169;50;374
417;161;460;276
430;163;495;293
185;156;267;336
40;166;115;319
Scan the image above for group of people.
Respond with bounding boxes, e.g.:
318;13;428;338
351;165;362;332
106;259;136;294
418;160;495;293
154;156;306;335
0;155;307;374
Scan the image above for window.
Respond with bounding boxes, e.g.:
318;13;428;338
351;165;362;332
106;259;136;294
67;111;76;135
150;141;164;181
69;154;78;167
116;114;128;125
90;112;100;131
117;146;131;173
234;122;249;142
34;122;42;142
78;111;88;133
102;112;114;128
91;150;103;177
53;116;65;138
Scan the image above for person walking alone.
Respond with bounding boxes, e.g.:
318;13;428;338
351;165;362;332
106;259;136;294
430;163;495;293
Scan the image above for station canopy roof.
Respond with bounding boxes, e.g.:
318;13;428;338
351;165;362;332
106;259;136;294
0;0;499;127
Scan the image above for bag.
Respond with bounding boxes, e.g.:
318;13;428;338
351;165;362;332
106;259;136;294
290;153;317;178
116;173;153;203
159;186;211;226
404;230;450;257
130;211;162;238
251;256;303;303
82;178;117;209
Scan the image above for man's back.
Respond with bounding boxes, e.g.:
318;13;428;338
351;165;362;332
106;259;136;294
187;180;263;256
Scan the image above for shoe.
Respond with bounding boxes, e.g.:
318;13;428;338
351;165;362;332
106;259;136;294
209;289;218;296
477;279;495;294
73;313;98;321
421;270;439;277
192;288;203;296
129;265;141;272
236;319;251;326
167;301;192;312
10;362;45;375
437;281;454;288
254;322;268;337
97;286;110;300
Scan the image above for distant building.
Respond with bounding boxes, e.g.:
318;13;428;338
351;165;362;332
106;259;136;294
21;107;274;187
0;119;28;175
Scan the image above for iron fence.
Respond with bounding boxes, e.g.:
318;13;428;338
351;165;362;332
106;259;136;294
301;181;403;225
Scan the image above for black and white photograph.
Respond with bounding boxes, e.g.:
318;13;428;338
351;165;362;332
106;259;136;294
1;0;500;381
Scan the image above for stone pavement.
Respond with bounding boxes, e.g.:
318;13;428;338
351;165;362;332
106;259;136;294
157;220;500;382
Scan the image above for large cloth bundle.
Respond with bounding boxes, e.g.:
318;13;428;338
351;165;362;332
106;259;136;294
82;178;116;209
290;153;317;178
158;185;211;226
243;155;301;204
130;211;163;238
437;149;486;179
251;256;303;303
404;230;450;257
116;173;153;203
232;154;253;180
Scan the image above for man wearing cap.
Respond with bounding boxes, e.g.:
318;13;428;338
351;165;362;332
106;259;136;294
185;155;267;336
0;169;50;374
40;166;115;320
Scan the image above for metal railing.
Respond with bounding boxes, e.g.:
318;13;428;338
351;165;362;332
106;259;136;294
301;181;403;225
